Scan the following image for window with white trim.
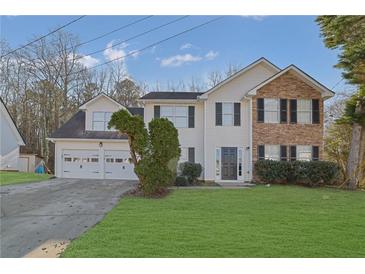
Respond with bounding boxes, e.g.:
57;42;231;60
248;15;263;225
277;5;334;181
265;145;280;161
92;112;113;131
264;98;279;123
215;148;221;177
160;106;188;128
297;145;312;161
222;102;234;126
179;147;188;163
297;99;312;124
238;148;243;177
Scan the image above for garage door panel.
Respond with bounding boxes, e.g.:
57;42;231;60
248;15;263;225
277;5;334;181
104;150;137;180
62;150;101;179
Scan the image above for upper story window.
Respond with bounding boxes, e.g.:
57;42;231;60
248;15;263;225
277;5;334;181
215;102;241;126
258;98;320;125
297;99;311;124
92;112;113;131
160;106;188;128
222;102;234;126
264;98;279;123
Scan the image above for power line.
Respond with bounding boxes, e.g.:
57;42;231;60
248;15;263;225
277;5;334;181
331;78;344;90
74;16;153;49
0;15;86;59
75;15;189;62
71;16;224;76
26;15;154;63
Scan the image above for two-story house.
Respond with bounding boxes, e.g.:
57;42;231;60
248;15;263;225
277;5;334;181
49;57;334;182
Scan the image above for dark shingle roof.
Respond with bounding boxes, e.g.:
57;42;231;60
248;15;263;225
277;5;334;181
49;107;144;140
140;91;204;100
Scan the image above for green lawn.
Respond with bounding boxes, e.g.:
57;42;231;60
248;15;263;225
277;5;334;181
62;185;365;258
0;171;52;186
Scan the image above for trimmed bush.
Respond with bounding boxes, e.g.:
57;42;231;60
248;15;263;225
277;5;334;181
255;160;340;187
179;162;202;184
175;176;189;186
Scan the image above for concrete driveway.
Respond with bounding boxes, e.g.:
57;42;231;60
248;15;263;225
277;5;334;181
0;178;137;258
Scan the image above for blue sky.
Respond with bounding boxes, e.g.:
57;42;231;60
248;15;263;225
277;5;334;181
0;15;354;93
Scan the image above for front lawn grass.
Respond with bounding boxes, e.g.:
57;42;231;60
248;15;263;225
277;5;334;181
62;185;365;258
0;171;52;186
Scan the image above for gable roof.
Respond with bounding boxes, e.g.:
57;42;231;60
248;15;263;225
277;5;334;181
49;107;143;140
79;92;123;110
0;98;25;145
198;57;281;99
139;91;204;101
245;65;335;99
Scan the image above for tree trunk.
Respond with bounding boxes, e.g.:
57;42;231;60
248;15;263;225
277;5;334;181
346;104;364;190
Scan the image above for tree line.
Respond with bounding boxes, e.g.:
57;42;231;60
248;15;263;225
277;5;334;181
0;30;240;169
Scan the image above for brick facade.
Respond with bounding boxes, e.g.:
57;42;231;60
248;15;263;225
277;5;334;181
252;70;324;163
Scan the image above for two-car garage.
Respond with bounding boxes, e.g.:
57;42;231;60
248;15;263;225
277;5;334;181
61;149;137;180
52;139;138;180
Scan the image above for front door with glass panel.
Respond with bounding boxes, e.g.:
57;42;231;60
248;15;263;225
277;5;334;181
221;147;237;180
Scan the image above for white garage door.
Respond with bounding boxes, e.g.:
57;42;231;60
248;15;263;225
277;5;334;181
62;150;101;179
104;150;137;180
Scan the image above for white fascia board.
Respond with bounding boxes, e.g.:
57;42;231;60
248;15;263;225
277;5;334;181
79;93;123;110
46;138;128;143
245;65;335;100
138;99;199;104
198;58;281;100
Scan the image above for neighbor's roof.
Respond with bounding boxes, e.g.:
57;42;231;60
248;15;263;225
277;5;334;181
49;107;143;140
0;97;26;145
139;91;204;100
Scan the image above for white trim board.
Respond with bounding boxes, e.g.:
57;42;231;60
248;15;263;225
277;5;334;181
245;65;335;99
198;57;281;100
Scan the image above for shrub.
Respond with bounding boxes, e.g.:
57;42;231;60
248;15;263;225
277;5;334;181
175;176;189;186
179;162;202;184
255;160;340;187
109;110;180;197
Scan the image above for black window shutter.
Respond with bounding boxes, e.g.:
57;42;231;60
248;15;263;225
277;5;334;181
290;146;297;161
215;102;222;126
290;99;297;124
234;103;241;126
312;146;319;161
154;105;160;118
312;99;320;124
188;147;195;163
258;145;265;160
188;106;195;128
280;145;287;161
280;99;288;123
257;98;264;122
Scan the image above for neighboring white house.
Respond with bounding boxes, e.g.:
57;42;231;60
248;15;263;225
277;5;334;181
1;98;26;171
49;57;334;182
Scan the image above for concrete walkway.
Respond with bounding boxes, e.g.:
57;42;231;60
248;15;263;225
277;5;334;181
0;178;137;258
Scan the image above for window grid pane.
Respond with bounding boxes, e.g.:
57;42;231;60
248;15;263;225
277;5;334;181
297;145;312;161
265;145;280;161
160;106;188;128
222;103;234;126
297;99;312;124
264;99;279;123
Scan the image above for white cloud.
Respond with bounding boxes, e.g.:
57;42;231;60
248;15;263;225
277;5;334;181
205;50;219;61
240;16;266;21
103;41;128;62
180;43;193;50
161;54;202;67
78;55;99;68
129;50;140;58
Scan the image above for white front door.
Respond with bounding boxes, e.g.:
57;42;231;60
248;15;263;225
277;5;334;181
104;150;137;180
62;150;101;179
